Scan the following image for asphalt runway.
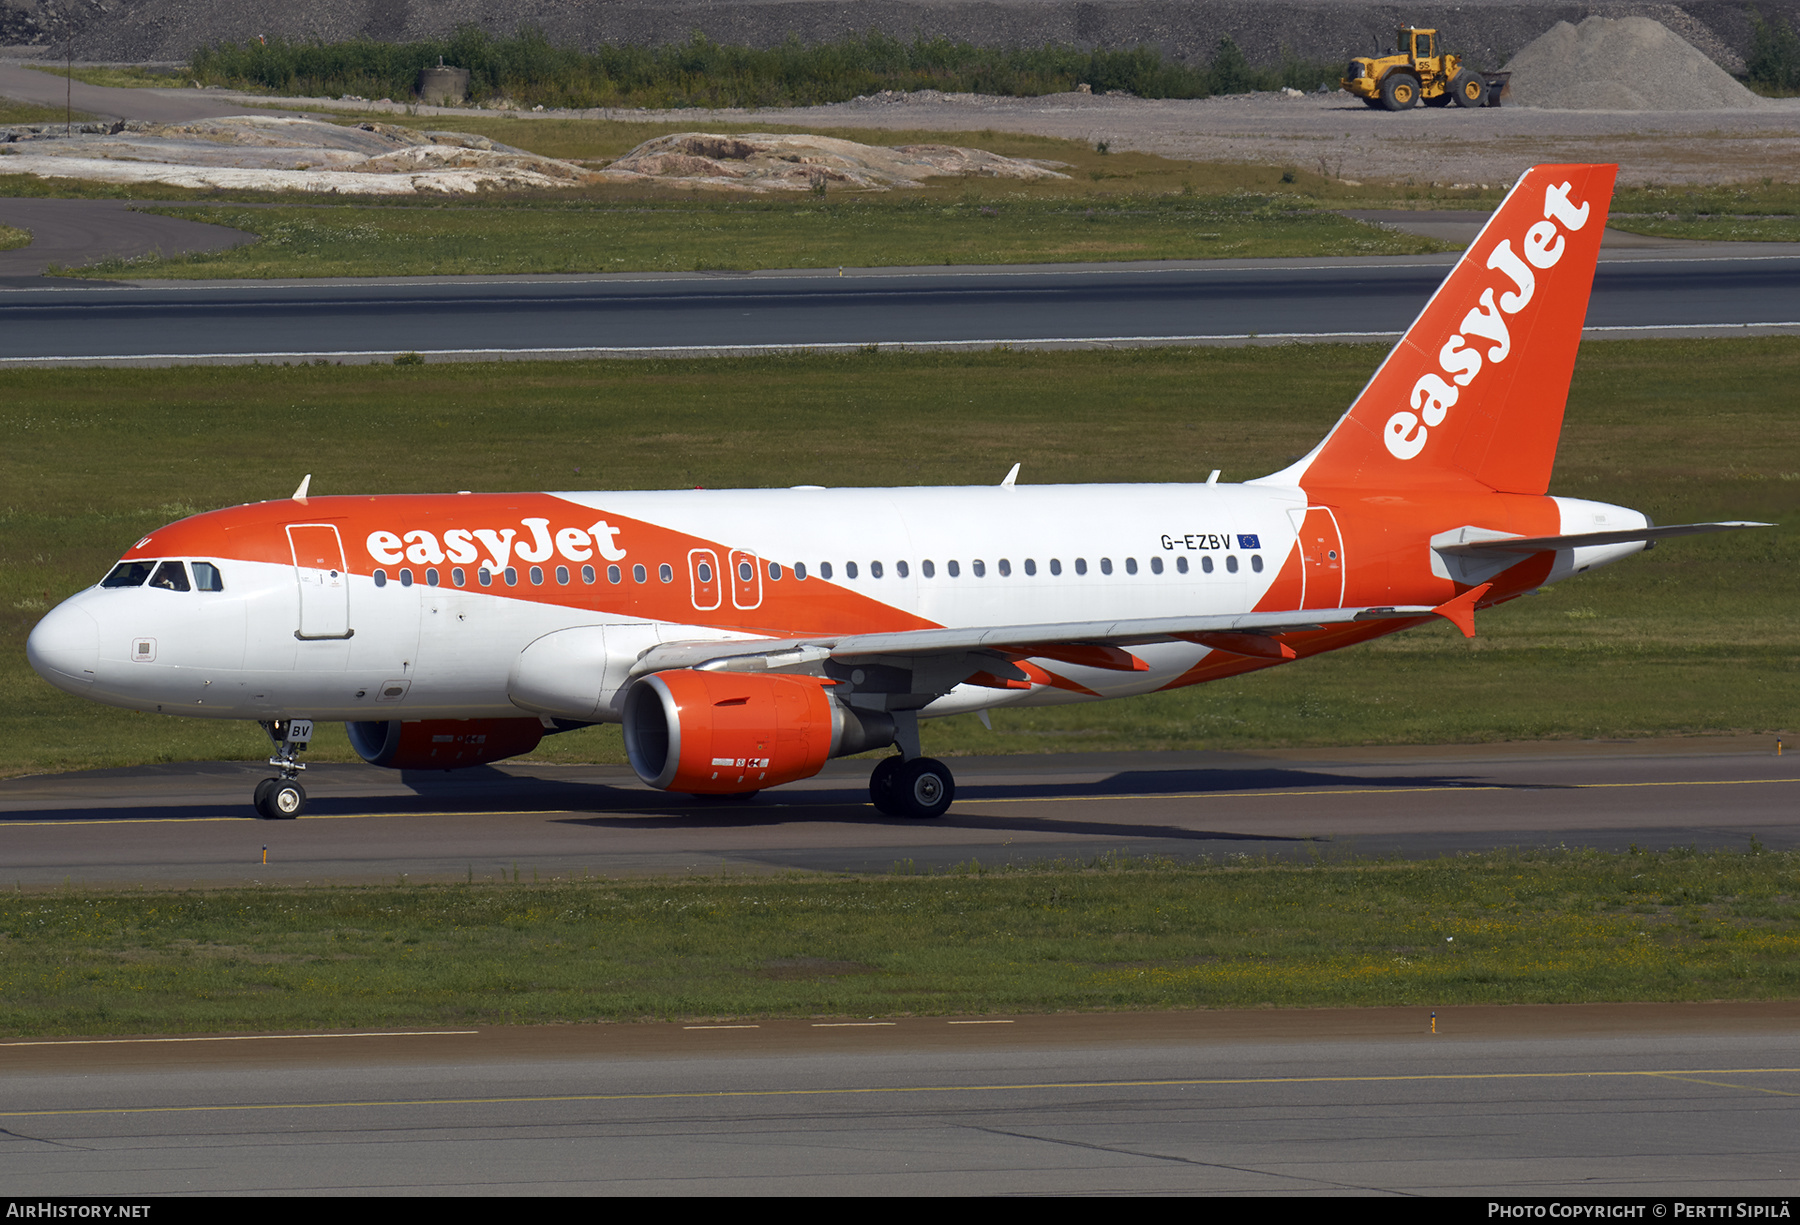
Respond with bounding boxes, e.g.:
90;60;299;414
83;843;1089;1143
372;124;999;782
0;244;1795;365
5;1007;1797;1194
2;739;1792;887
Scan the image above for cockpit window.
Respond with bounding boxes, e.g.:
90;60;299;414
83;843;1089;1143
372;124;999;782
149;561;190;592
192;562;224;592
101;561;154;588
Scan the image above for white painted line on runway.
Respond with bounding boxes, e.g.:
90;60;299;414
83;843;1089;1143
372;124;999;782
811;1022;897;1027
0;1029;477;1047
4;322;1798;365
12;246;1789;295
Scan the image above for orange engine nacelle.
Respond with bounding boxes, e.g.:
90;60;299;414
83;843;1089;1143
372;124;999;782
346;717;546;770
623;670;892;794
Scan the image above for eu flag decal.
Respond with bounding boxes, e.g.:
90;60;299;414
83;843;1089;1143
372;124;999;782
1237;534;1261;549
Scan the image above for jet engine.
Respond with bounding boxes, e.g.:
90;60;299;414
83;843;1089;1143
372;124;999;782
623;670;894;794
346;717;547;770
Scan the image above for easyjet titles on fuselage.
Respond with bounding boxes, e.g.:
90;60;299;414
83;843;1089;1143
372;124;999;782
364;517;630;572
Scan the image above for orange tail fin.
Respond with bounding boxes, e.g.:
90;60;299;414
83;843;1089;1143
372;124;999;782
1262;164;1617;495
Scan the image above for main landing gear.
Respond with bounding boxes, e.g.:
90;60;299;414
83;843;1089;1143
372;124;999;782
868;754;955;819
255;718;313;819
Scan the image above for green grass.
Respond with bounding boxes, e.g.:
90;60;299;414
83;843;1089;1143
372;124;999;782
1605;181;1800;243
0;223;28;252
75;194;1442;279
2;848;1794;1035
0;97;91;126
183;29;1338;110
24;64;190;90
1;338;1793;777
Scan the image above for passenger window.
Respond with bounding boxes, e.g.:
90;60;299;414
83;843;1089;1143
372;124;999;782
1125;558;1138;575
1176;556;1189;574
1201;556;1214;574
947;560;960;577
581;565;595;584
555;565;569;585
1100;558;1114;576
608;565;622;584
478;568;493;586
101;561;154;588
972;560;986;577
768;561;782;581
795;562;808;580
1050;559;1062;576
1023;559;1036;576
400;568;414;587
453;567;467;587
922;560;935;578
896;560;909;578
997;559;1011;577
504;567;519;586
1251;555;1264;573
1075;558;1088;575
1226;555;1239;574
426;568;440;587
374;568;389;589
191;562;225;592
632;564;647;584
820;562;833;580
846;562;859;579
1150;557;1163;575
738;560;754;582
697;561;713;583
658;563;673;583
870;561;883;579
150;561;190;591
529;566;543;585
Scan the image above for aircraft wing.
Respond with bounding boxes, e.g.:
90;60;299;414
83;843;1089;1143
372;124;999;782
629;603;1439;679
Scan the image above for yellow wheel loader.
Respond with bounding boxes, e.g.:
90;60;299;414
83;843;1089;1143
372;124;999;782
1341;27;1509;110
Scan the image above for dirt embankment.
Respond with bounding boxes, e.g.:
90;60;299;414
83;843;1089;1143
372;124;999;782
4;0;1798;76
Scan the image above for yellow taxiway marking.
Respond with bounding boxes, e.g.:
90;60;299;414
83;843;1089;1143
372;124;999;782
4;1067;1797;1120
1647;1072;1800;1098
0;1030;476;1048
4;776;1794;826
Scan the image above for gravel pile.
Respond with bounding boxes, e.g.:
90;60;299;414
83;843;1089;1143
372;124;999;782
1502;16;1768;108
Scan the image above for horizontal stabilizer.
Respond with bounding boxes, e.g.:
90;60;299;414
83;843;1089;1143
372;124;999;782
1437;521;1772;555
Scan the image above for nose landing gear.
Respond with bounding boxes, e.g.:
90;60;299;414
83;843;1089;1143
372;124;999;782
255;719;313;819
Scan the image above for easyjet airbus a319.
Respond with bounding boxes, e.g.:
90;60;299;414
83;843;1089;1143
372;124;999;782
27;164;1765;819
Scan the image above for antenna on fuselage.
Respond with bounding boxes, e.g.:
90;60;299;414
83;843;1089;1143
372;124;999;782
1000;463;1020;487
1207;470;1221;485
292;474;312;501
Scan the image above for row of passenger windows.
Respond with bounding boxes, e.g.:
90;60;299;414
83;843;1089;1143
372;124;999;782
802;554;1263;580
370;552;1265;590
101;560;225;592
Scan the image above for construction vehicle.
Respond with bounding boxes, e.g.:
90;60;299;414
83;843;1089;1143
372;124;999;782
1341;27;1509;110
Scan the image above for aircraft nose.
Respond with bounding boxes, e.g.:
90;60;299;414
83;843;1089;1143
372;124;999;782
27;601;99;691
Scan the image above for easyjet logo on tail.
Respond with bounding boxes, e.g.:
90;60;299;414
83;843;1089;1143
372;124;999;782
1384;182;1592;461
